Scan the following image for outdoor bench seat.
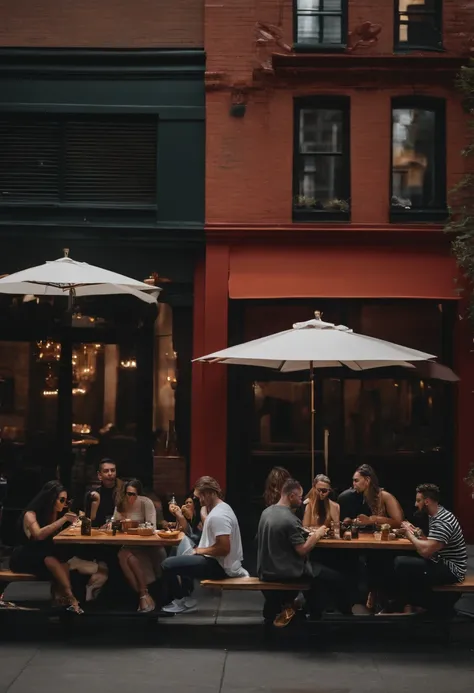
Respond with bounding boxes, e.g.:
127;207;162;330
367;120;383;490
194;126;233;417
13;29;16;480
433;574;474;592
0;569;37;586
202;573;474;594
201;577;310;591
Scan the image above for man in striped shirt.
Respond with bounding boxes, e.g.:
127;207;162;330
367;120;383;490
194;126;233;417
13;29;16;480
391;483;467;613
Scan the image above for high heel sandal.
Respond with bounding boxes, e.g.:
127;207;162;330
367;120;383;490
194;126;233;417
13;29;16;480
57;594;84;615
138;591;155;613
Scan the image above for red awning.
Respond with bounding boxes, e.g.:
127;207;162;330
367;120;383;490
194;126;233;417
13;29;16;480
229;245;458;300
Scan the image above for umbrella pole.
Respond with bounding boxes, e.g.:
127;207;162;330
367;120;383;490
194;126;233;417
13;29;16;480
310;361;315;482
57;288;74;487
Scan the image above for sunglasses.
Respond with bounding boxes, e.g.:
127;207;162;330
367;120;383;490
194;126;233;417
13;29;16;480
126;491;137;497
316;488;330;494
57;497;68;504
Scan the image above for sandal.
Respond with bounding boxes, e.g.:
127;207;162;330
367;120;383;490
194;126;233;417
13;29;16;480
56;594;84;615
273;607;296;628
138;591;155;613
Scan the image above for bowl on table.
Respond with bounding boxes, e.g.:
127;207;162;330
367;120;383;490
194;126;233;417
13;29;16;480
127;527;139;535
137;527;154;536
157;530;181;540
121;519;139;532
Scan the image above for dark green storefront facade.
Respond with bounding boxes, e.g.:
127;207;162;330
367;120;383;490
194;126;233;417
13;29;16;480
0;49;205;526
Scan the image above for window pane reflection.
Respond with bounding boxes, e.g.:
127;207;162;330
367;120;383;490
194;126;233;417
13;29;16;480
296;0;343;45
392;107;436;209
252;381;311;451
344;379;444;455
397;0;439;48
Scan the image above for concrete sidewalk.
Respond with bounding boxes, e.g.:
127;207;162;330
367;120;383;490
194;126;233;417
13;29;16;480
1;552;474;693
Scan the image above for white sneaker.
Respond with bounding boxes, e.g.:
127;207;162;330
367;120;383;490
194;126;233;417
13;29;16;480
161;597;197;614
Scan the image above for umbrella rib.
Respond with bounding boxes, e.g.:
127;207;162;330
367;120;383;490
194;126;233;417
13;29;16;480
277;361;286;372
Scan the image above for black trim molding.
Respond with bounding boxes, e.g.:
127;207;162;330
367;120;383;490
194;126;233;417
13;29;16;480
0;48;205;78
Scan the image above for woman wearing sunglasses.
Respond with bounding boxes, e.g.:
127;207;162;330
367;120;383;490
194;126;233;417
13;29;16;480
10;480;83;614
112;479;163;612
303;474;340;529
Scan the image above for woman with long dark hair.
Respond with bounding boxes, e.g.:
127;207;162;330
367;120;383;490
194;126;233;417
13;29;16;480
303;474;340;528
10;480;83;614
113;479;162;613
352;464;403;528
263;467;292;507
352;464;403;612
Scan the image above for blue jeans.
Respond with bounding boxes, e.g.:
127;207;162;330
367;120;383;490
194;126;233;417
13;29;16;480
161;554;226;600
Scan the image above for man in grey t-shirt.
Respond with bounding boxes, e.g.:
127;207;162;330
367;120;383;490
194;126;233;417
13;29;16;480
257;478;353;626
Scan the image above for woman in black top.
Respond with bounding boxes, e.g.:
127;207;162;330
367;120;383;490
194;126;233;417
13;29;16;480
10;480;83;614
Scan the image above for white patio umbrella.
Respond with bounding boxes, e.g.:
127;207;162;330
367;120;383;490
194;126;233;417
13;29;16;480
0;249;161;486
0;249;160;304
195;312;437;478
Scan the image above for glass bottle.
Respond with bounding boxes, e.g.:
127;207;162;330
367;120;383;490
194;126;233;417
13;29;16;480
80;515;91;536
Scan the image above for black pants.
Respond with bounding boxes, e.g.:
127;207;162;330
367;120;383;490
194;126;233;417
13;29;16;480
391;556;459;610
261;562;354;620
161;554;226;601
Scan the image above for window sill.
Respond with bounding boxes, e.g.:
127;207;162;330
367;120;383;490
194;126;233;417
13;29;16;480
390;208;448;224
293;209;350;223
394;43;445;53
293;42;347;54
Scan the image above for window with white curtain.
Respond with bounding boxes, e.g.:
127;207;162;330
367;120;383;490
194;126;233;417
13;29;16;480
295;0;346;45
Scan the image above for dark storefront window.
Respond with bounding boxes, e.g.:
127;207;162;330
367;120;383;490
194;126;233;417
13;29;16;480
391;98;446;222
0;297;186;544
293;97;350;221
228;299;455;526
0;115;157;208
294;1;347;48
395;0;442;51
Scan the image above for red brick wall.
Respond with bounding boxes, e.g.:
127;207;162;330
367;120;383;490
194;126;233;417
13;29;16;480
205;0;470;225
206;85;467;225
0;0;203;47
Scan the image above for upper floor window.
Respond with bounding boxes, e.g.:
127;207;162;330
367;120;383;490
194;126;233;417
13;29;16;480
395;0;442;51
293;98;350;221
0;114;157;208
391;98;446;222
294;1;347;48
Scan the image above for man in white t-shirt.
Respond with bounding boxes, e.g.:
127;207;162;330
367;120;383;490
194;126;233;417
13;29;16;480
161;476;248;614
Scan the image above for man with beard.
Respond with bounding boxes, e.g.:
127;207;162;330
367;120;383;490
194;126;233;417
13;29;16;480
257;478;354;627
391;483;467;614
161;476;248;614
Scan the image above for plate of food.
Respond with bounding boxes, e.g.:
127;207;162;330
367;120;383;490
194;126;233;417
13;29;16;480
157;529;181;540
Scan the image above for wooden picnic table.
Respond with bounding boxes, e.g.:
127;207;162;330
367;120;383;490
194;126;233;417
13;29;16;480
53;526;184;548
313;532;415;550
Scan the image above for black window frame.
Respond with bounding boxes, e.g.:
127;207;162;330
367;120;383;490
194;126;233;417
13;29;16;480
293;0;348;52
293;96;351;222
394;0;443;52
390;96;447;223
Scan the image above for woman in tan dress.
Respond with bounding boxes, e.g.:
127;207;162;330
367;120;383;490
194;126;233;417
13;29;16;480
113;479;165;613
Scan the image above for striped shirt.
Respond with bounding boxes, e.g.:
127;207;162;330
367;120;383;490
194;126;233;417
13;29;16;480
428;506;467;582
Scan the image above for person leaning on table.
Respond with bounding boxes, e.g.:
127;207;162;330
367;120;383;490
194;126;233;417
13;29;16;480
387;483;467;615
257;478;354;628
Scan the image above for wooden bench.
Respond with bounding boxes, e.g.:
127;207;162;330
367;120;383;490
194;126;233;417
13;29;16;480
433;574;474;592
0;569;37;587
201;577;310;591
202;574;474;595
